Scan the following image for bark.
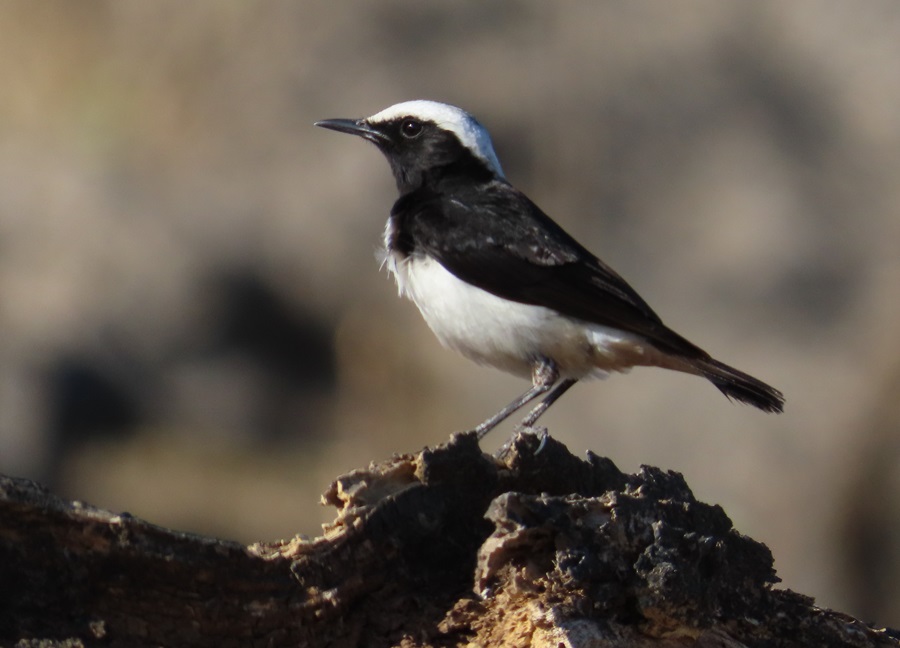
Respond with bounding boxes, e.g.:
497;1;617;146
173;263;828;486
1;431;897;647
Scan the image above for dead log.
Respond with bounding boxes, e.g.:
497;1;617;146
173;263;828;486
1;431;897;647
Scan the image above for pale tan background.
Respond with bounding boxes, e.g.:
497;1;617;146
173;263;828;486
2;0;900;627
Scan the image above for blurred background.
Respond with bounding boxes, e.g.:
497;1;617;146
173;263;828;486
1;0;899;627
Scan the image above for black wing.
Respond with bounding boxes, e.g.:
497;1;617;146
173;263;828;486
391;181;710;360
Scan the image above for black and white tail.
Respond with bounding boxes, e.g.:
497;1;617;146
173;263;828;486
698;358;784;413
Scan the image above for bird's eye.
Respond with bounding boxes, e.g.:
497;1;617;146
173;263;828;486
400;119;423;139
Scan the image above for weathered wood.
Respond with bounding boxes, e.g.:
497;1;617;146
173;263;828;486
1;431;897;647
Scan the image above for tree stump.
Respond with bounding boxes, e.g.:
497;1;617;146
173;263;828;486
1;431;897;647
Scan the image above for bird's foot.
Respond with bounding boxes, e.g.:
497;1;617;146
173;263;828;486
490;425;550;460
516;424;551;455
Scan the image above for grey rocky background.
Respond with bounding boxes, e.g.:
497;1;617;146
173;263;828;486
1;0;899;627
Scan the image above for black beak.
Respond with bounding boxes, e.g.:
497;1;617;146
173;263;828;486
315;118;390;145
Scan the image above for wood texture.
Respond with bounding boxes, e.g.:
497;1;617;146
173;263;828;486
1;432;897;647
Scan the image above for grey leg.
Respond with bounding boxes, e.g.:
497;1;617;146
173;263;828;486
518;378;577;428
473;358;559;440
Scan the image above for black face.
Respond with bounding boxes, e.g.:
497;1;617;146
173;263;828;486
316;116;493;194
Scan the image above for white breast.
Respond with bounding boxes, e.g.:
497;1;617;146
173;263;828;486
382;240;663;380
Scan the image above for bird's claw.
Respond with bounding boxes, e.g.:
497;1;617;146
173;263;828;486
512;424;550;455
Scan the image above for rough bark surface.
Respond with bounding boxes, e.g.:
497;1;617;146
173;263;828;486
1;431;897;647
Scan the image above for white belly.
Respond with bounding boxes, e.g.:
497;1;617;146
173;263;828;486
385;251;662;380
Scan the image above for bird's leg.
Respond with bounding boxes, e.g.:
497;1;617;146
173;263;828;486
473;358;559;440
518;378;578;429
516;377;578;454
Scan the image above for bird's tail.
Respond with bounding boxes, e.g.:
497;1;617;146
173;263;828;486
697;358;784;413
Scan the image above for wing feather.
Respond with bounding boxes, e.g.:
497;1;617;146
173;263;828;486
391;182;709;359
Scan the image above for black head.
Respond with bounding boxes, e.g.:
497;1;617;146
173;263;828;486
316;100;504;194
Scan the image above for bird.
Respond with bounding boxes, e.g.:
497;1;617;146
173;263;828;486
315;100;784;440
